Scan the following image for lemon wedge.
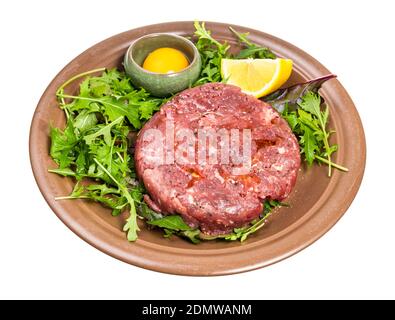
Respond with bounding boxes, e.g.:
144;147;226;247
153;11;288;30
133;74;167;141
221;58;293;98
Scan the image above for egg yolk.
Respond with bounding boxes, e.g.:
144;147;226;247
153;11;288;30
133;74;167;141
142;47;189;74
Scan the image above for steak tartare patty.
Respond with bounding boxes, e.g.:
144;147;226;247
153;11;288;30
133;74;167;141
135;83;300;235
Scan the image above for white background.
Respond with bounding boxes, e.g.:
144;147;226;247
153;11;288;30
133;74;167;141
1;0;394;300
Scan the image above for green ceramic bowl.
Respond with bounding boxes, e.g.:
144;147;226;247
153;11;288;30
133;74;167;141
124;33;202;97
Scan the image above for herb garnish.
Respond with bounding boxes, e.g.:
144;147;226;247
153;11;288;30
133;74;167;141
193;21;230;85
281;91;348;176
229;26;276;59
192;22;277;86
145;200;284;243
50;68;166;241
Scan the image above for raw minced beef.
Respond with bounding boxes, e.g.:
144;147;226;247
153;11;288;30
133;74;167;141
135;83;300;235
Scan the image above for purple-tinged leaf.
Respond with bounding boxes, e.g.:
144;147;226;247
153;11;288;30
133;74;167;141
264;74;337;112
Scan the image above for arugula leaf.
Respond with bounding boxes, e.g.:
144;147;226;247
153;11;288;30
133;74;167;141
123;212;138;242
100;97;141;128
194;21;227;52
300;124;317;165
225;200;283;242
92;158;139;241
58;94;142;129
137;202;162;220
283;111;298;130
148;215;193;231
197;200;284;242
55;181;127;217
48;167;76;177
193;21;230;85
50;120;78;168
298;91;323;118
147;214;201;243
74;110;97;132
229;26;276;59
139;209;202;243
298;92;333;175
137;100;162;120
180;229;201;244
281;91;348;175
83;116;123;145
150;200;284;243
86;184;121;196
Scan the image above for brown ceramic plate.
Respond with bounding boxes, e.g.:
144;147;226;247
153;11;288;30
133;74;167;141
29;21;365;276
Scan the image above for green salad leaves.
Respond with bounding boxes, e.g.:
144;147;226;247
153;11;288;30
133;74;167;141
50;68;166;241
265;75;348;176
48;22;346;243
229;26;276;59
193;21;230;85
282;92;348;176
143;200;284;243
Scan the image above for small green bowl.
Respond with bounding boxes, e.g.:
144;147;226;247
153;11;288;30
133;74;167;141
124;33;202;97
